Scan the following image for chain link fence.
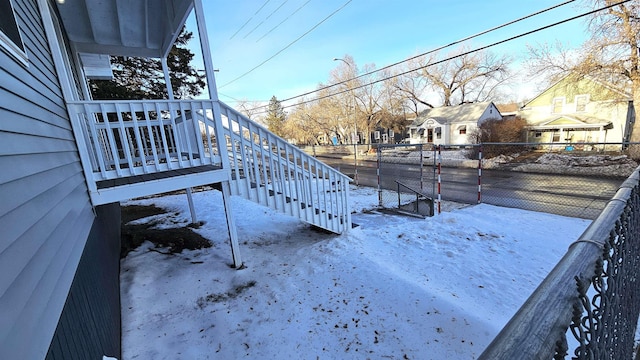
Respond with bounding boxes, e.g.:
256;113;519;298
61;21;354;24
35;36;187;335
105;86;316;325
304;142;637;219
480;166;640;360
300;144;365;185
476;142;634;219
377;144;436;216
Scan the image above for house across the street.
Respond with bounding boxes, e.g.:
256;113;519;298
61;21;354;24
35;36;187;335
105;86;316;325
406;102;502;145
520;74;634;151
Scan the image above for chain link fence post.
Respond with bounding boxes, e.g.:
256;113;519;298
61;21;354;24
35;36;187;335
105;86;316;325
377;145;382;207
419;144;424;191
478;144;483;204
354;143;358;186
437;145;442;215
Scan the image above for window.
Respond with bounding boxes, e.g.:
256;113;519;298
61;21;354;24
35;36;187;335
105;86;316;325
552;132;560;142
458;125;467;135
435;127;442;140
0;0;27;65
535;131;542;138
552;97;564;114
575;95;589;112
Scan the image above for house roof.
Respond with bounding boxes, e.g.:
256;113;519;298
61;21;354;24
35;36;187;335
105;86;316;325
410;102;499;127
523;73;631;108
527;115;612;129
55;0;193;58
496;103;519;114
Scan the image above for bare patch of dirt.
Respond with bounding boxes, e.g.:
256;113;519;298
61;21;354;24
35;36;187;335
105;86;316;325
196;280;257;308
121;204;212;258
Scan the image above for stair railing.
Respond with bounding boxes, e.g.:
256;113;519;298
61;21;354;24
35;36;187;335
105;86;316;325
216;101;352;234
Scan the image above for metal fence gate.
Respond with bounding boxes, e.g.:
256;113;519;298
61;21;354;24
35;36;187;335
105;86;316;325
377;144;436;217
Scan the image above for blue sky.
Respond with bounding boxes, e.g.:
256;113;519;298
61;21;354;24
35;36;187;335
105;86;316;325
190;0;590;106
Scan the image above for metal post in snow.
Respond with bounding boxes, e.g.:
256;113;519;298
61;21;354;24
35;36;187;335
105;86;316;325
431;144;436;206
377;145;382;207
186;187;198;223
437;145;442;215
354;143;358;186
478;144;482;204
419;144;424;191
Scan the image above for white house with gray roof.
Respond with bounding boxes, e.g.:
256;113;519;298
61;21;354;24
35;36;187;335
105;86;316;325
406;102;502;145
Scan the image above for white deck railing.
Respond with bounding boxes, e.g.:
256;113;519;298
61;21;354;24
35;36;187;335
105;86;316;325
67;100;223;181
217;101;352;234
68;98;352;233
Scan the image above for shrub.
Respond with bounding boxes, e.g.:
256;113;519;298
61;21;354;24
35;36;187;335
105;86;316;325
469;117;528;158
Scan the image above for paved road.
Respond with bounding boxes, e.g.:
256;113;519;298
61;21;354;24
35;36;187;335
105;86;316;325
316;155;625;219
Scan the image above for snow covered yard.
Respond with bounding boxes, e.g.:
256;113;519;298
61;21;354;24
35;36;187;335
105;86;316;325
120;186;591;359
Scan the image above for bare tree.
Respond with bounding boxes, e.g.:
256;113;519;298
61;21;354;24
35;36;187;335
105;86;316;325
392;47;512;109
284;100;325;145
585;0;640;157
235;98;264;120
329;55;362;144
353;63;386;144
286;87;350;145
390;57;436;116
289;54;412;145
421;47;513;106
380;70;412;135
528;0;640;157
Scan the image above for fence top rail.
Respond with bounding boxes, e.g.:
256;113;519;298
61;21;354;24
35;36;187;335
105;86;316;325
479;141;636;146
478;165;640;359
375;141;640;149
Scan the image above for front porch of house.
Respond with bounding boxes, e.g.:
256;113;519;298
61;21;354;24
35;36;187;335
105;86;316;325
68;99;230;205
57;0;351;271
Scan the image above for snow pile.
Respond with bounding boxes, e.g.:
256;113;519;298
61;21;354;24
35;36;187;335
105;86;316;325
512;153;638;177
370;146;638;177
482;154;516;168
121;186;591;359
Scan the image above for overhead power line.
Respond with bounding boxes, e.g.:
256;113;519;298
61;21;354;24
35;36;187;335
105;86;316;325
243;0;290;39
229;0;272;40
220;0;353;89
278;0;578;104
249;0;631;115
257;0;312;43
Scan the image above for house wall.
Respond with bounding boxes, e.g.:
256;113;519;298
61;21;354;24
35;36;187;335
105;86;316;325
448;122;476;145
521;77;631;144
0;0;113;358
46;203;122;360
521;101;629;143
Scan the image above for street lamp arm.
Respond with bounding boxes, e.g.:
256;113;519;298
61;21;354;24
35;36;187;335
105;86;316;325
333;57;351;68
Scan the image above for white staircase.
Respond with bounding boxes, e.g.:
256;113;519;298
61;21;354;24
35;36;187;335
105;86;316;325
217;101;352;234
68;98;352;234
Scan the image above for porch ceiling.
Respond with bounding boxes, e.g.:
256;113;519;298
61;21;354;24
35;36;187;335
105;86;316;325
55;0;193;58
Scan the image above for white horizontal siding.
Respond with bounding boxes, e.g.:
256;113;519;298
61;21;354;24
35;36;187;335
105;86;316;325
0;0;94;359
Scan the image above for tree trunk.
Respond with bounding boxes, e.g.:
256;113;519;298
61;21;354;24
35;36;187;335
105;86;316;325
627;80;640;160
629;90;640;161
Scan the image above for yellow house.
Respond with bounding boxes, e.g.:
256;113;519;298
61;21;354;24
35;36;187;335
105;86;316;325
520;74;633;150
